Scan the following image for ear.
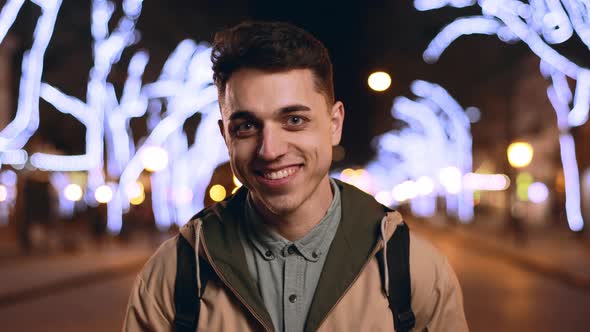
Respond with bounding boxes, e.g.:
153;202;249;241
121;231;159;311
330;101;345;146
218;119;229;148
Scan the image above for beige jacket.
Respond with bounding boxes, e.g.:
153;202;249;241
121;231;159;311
124;181;468;331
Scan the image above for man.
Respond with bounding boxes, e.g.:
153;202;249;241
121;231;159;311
124;21;468;331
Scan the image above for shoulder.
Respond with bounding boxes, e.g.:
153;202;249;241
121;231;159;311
408;232;450;300
409;231;450;281
131;216;204;311
136;235;180;300
408;231;464;328
124;235;180;329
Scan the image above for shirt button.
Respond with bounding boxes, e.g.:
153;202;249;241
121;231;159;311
264;250;274;259
287;245;296;255
289;294;297;303
312;251;318;258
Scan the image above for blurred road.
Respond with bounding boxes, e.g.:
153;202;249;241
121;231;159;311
0;225;589;332
416;223;590;332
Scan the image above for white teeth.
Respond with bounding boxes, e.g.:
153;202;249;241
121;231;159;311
263;167;296;180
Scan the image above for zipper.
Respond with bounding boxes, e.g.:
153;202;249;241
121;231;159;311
315;219;389;330
200;232;274;332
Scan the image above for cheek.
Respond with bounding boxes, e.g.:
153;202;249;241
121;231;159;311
229;141;254;166
296;124;333;152
296;134;332;160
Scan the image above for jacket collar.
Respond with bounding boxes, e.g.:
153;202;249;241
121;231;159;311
192;186;274;331
304;179;387;331
181;179;387;332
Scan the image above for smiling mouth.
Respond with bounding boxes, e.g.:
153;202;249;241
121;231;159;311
254;165;302;182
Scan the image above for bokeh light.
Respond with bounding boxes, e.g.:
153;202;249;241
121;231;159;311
463;173;510;191
233;175;242;187
231;174;242;196
0;170;17;186
140;146;169;172
340;168;356;179
209;184;226;202
375;190;393;206
528;182;549;204
465;106;481;123
439;166;462;194
0;185;7;202
368;71;392;92
338;168;372;193
416;176;435;195
64;184;83;202
392;180;418;202
126;182;145;205
129;191;145;205
507;142;534;168
94;185;113;204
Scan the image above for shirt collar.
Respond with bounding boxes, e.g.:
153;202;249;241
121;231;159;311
244;178;341;262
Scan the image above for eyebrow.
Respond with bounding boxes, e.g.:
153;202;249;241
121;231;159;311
228;104;311;121
228;110;255;122
279;104;311;114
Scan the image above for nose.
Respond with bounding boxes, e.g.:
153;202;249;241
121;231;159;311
257;125;287;161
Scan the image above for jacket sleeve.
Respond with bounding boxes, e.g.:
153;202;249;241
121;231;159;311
423;257;469;331
122;276;174;332
122;237;179;332
409;234;468;332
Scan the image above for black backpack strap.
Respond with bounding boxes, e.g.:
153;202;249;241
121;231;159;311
175;234;199;332
387;221;416;332
174;234;214;332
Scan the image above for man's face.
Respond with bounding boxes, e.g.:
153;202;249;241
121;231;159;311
219;68;344;217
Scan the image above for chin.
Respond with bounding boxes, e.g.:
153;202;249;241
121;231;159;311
257;193;303;216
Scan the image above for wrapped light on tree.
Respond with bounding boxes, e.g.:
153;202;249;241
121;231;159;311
416;0;588;231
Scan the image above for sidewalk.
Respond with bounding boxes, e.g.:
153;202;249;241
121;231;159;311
0;235;159;308
410;213;590;290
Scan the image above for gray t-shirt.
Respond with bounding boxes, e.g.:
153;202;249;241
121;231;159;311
239;179;342;332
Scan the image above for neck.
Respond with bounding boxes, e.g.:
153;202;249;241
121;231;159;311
251;176;333;241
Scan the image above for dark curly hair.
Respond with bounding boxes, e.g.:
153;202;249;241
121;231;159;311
211;21;334;105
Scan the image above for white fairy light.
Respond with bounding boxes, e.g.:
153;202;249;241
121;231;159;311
416;0;588;231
